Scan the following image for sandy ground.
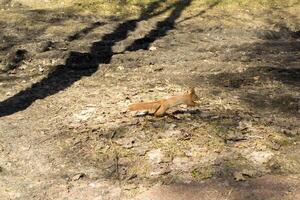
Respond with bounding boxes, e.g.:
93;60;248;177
0;1;300;199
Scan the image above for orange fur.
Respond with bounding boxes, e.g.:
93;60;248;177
128;101;161;111
128;88;199;117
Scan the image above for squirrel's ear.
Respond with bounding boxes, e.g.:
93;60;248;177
189;87;195;94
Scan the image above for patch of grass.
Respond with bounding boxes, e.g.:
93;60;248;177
210;118;237;131
269;132;293;146
206;137;225;151
223;155;251;168
153;138;188;157
218;156;254;178
7;0;300;19
191;166;214;180
128;161;151;177
215;0;300;9
206;119;235;149
275;154;300;174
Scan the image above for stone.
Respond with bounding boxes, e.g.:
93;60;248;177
115;137;137;149
147;149;164;164
149;46;157;51
3;49;27;72
233;171;246;181
72;107;97;123
37;41;53;52
149;164;170;177
71;173;85;181
245;150;274;165
171;156;194;172
134;111;149;117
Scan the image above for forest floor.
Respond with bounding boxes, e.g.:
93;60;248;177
0;0;300;199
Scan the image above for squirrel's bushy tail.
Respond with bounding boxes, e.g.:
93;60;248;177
128;101;160;111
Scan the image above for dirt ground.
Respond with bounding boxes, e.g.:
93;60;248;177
0;0;300;199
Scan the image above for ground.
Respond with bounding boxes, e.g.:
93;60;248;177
0;0;300;199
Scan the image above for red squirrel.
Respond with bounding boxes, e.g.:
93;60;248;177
128;88;199;117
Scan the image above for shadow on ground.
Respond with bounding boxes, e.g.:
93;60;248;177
134;175;297;200
0;8;100;53
0;0;196;117
209;66;300;115
204;23;300;117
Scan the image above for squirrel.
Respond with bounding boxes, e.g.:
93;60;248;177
128;88;199;117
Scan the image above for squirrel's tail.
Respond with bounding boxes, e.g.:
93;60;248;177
128;101;161;111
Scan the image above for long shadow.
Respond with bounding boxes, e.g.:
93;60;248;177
206;41;300;117
208;66;300;116
125;0;192;52
0;9;97;53
176;0;222;24
0;0;188;117
134;177;293;200
125;0;221;52
66;21;106;42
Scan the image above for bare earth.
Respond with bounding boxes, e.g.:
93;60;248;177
0;1;300;200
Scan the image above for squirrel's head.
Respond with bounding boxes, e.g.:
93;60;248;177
188;87;199;101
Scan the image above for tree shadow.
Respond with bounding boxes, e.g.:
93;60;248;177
176;0;223;24
66;21;106;42
0;8;99;53
257;8;300;40
0;0;191;117
60;114;297;200
205;18;300;117
211;66;300;88
207;65;300;116
101;8;299;198
135;176;295;200
124;0;222;52
125;0;193;52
